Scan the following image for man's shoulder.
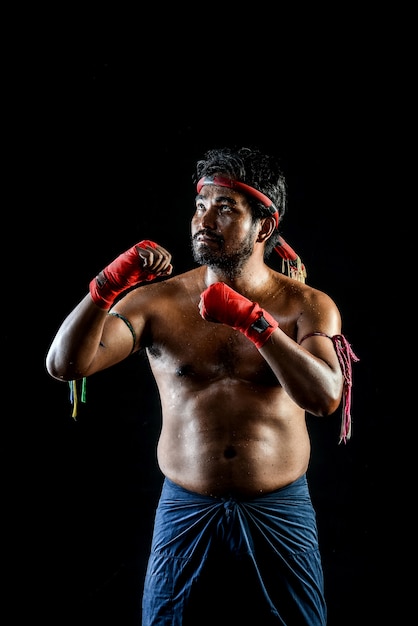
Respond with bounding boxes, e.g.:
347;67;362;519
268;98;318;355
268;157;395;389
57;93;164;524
131;266;202;300
271;270;337;307
159;266;202;288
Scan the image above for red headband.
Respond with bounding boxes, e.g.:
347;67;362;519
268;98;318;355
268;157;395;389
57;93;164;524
197;175;279;228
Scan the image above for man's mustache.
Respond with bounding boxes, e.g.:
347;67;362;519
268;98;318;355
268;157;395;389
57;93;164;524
193;230;224;244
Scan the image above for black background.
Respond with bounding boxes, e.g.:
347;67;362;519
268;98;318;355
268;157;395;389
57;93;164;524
5;52;409;625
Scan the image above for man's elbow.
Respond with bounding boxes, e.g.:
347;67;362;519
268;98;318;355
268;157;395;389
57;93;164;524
45;351;74;382
308;388;343;418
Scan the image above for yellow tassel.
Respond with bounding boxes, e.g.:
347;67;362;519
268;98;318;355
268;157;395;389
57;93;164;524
69;378;87;420
70;381;78;419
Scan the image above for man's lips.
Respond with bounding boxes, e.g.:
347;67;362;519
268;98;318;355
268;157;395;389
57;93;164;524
194;232;222;244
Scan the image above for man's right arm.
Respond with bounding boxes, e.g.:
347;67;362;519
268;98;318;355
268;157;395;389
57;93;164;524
46;240;173;382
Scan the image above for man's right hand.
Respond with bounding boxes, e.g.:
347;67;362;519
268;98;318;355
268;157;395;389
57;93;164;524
89;240;173;310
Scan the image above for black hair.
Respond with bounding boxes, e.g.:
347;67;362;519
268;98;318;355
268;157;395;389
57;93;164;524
194;147;287;258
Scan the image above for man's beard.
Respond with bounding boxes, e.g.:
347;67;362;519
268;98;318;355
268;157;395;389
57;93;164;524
191;231;255;279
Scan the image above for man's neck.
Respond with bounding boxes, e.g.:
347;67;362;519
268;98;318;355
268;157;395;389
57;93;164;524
203;260;271;297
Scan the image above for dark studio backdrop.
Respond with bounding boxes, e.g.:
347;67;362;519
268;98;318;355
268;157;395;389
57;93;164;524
5;57;407;625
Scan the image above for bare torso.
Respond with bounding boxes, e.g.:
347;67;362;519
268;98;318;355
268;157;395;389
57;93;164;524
122;266;312;497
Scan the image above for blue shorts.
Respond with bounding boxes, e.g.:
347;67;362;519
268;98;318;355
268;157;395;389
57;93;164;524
142;475;326;625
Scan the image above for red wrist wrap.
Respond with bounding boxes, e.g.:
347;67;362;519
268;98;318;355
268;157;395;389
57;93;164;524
89;240;159;310
200;282;278;349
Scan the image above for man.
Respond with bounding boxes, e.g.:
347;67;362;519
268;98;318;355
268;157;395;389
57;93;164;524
46;146;358;625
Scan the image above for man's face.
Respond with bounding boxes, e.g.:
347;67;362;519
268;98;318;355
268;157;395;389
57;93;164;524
191;184;259;277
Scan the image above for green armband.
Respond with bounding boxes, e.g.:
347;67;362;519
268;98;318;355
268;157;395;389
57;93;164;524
108;311;137;353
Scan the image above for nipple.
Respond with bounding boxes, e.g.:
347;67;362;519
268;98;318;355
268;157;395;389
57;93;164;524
223;445;237;459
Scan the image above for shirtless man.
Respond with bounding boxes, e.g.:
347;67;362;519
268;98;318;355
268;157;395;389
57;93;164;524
46;146;357;625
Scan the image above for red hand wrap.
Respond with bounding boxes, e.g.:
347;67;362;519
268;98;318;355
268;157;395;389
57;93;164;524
89;240;159;310
199;282;278;349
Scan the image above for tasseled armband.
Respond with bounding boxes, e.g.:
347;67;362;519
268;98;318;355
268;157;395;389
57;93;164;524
68;311;136;419
299;332;360;444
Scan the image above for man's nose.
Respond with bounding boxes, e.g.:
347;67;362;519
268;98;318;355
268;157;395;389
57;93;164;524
201;206;217;229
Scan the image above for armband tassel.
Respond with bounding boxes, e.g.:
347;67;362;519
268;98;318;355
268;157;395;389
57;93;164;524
69;378;87;420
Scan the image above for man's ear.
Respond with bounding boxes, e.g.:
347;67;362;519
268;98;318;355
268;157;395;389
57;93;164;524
257;216;276;243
